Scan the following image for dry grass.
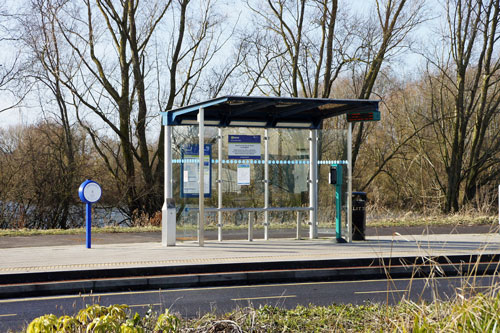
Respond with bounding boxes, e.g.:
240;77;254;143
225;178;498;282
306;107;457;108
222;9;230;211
1;212;497;237
367;213;496;228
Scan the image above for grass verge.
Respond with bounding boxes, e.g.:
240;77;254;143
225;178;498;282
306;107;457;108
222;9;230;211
21;292;500;332
0;223;293;237
367;213;496;228
1;213;497;237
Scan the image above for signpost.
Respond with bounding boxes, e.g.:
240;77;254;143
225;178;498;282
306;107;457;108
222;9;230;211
78;180;102;249
229;135;260;189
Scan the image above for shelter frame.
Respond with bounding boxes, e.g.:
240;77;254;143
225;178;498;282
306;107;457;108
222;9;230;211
160;96;379;246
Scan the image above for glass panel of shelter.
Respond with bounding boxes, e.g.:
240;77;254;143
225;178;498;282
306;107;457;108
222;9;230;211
170;125;348;240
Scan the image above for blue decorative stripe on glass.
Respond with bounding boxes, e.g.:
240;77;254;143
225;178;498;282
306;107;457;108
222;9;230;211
173;159;348;165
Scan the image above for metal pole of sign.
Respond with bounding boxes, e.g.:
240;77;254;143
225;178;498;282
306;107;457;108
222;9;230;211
347;123;353;243
198;108;205;247
498;184;500;232
309;129;318;239
86;203;92;248
218;128;223;242
264;129;269;240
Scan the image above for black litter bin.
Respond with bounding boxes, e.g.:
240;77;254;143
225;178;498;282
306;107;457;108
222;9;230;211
352;192;367;240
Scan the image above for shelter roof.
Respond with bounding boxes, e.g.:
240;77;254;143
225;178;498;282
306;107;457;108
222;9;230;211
161;96;379;129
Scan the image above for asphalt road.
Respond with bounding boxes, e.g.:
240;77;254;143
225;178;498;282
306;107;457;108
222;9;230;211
0;224;496;248
2;274;499;331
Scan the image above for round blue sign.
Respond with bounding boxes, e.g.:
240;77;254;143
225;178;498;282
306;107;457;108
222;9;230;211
79;180;102;204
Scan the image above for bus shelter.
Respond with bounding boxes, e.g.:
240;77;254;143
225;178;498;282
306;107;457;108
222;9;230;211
160;96;379;246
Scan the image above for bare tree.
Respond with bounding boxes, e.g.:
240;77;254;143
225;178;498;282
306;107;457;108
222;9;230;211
461;0;500;207
421;0;500;212
0;2;29;113
17;0;83;227
241;0;350;98
240;0;426;197
22;0;234;217
350;0;426;173
0;122;90;229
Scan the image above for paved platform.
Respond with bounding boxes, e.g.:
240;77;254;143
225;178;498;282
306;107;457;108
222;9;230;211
2;233;500;275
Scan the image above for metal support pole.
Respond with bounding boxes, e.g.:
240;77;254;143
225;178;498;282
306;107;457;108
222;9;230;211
347;123;353;243
162;125;175;246
309;130;318;239
218;128;223;242
296;211;301;240
498;184;500;232
264;129;269;240
248;212;254;241
198;108;205;247
166;126;173;198
86;203;92;249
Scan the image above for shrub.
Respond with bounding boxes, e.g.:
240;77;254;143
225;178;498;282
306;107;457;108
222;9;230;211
154;309;180;332
26;314;81;333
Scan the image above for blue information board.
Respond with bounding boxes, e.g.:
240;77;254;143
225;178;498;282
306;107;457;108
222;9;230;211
228;135;261;159
181;144;212;198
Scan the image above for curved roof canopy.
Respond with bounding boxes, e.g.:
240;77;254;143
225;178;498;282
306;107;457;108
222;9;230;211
161;96;379;129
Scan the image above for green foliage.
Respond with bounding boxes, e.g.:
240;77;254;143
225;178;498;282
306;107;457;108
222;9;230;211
27;304;140;333
154;309;180;332
86;314;121;332
246;303;391;332
26;314;59;333
26;314;80;333
120;313;144;333
56;316;81;332
76;304;128;325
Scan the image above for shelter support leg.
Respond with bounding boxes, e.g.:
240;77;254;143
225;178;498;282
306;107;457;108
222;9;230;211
264;129;269;240
296;211;301;240
248;212;254;241
218;128;223;242
162;125;176;246
198;108;205;247
347;123;353;243
309;130;318;239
